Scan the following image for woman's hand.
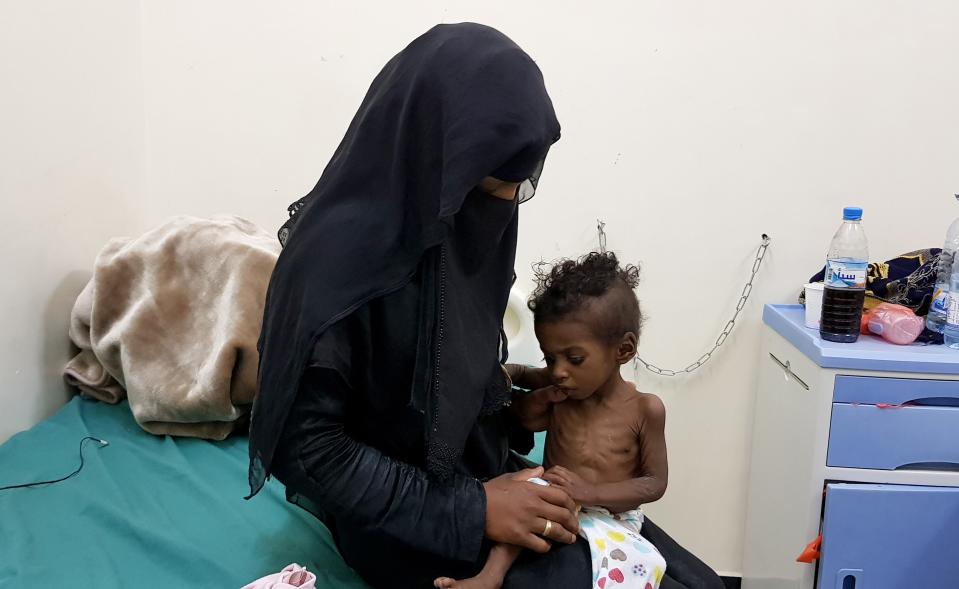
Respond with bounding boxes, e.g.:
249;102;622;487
505;364;553;392
511;386;568;432
543;466;595;506
483;467;580;553
537;385;569;404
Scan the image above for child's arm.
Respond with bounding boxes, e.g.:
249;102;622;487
545;395;668;513
510;385;568;432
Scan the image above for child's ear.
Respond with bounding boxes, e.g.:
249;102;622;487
616;332;637;365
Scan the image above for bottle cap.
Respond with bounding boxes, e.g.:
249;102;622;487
843;206;863;221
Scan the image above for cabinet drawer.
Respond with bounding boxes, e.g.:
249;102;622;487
827;403;959;470
833;375;959;405
819;483;959;589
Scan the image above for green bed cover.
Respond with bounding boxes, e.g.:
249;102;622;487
0;397;370;588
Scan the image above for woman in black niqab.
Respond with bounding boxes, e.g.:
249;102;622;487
249;21;559;494
248;22;723;589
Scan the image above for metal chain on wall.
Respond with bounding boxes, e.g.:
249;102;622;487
595;220;772;377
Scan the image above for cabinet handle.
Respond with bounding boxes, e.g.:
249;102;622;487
769;353;810;390
895;461;959;472
836;568;862;588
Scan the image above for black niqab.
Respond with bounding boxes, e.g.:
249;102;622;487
248;23;560;496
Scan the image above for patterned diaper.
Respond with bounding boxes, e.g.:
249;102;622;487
578;506;666;589
527;477;665;588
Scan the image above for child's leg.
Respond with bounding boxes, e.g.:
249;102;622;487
434;543;523;589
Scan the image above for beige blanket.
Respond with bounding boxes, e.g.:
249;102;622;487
64;215;280;440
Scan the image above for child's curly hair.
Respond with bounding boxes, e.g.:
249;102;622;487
528;251;643;341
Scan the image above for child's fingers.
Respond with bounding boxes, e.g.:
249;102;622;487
543;471;570;486
511;466;544;482
538;485;578;515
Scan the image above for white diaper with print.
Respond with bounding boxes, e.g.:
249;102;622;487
578;506;665;589
528;477;666;588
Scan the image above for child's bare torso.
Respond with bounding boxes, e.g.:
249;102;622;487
543;383;650;485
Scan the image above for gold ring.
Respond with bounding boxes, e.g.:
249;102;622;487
542;519;553;537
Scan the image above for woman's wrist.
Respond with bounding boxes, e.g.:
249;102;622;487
505;363;527;388
507;364;550;391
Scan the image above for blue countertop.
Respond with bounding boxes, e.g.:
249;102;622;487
763;304;959;375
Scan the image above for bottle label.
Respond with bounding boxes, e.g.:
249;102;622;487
825;260;867;289
949;296;959;327
931;287;950;314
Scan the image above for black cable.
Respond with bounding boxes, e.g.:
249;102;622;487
0;436;108;492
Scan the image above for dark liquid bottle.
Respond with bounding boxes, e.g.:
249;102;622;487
819;207;868;343
821;287;866;343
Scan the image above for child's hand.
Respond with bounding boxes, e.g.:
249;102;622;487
543;466;595;506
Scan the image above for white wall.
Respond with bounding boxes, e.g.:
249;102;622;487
4;0;958;575
0;1;145;442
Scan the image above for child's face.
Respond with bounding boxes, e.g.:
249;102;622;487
534;317;625;400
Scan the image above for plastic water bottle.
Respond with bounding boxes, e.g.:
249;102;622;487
926;195;959;334
820;207;869;343
945;251;959;349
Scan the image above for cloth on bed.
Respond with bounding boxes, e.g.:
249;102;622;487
63;215;280;440
0;397;369;589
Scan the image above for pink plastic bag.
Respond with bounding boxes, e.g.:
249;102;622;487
860;303;924;345
241;563;316;589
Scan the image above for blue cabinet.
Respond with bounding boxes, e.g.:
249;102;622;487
743;305;959;589
819;483;959;588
